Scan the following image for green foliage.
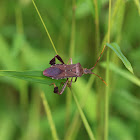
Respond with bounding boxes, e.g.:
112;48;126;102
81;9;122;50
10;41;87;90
0;70;65;85
106;43;134;74
0;0;140;140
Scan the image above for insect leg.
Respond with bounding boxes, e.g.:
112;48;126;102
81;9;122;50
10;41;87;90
49;55;65;65
74;77;77;82
68;77;74;87
67;58;73;87
59;78;69;95
60;82;65;87
49;83;59;94
70;77;77;85
50;79;69;94
90;45;106;70
67;58;73;64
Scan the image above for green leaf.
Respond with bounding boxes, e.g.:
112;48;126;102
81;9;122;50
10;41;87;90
0;70;65;85
100;62;140;87
106;43;134;74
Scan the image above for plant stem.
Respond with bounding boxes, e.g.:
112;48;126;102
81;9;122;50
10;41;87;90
65;75;96;140
93;0;100;52
66;0;76;129
32;0;58;54
69;0;76;58
71;89;95;140
104;0;111;140
31;2;59;138
40;92;59;140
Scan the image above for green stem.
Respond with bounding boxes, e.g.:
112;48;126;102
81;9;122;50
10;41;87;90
93;0;100;52
66;0;76;129
40;92;59;140
71;89;95;140
69;0;76;58
65;71;96;140
32;0;58;54
65;88;71;128
92;1;102;139
104;0;111;140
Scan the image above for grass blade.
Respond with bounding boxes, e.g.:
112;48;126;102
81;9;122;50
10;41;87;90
101;62;140;87
106;43;134;74
41;92;59;140
32;0;58;54
71;89;95;140
0;70;65;85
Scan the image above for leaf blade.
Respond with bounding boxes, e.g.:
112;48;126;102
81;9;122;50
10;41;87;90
106;43;134;74
100;62;140;87
0;70;65;85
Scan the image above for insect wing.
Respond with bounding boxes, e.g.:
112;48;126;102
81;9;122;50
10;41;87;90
43;67;63;77
52;64;78;79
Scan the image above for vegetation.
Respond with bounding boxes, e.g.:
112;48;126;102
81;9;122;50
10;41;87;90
0;0;140;140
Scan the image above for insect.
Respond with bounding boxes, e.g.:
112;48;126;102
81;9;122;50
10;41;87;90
43;45;107;95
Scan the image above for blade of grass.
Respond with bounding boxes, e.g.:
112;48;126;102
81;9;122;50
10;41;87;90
92;1;102;139
69;0;76;58
104;1;111;140
101;0;122;48
106;43;134;74
93;0;100;51
41;91;59;140
65;89;72;128
65;75;96;140
32;0;58;54
0;70;65;85
65;0;76;129
100;62;140;87
70;88;95;140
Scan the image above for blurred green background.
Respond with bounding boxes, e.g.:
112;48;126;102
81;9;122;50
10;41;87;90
0;0;140;140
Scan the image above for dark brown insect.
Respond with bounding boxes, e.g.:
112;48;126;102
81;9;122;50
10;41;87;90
43;45;107;95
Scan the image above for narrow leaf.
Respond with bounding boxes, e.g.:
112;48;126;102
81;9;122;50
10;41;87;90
41;92;60;140
71;89;95;140
0;70;65;85
106;43;134;74
100;62;140;87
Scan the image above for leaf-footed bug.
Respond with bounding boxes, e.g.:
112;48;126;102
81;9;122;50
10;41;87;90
43;45;107;95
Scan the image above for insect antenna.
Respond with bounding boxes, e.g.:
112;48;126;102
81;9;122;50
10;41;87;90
90;45;106;70
91;72;108;86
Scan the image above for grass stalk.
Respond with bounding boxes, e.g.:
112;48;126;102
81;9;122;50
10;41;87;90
93;0;100;51
92;1;103;139
40;92;59;140
69;0;76;58
71;88;95;140
65;88;71;128
32;0;58;54
104;0;111;140
31;2;59;139
101;0;121;47
65;70;96;140
65;0;76;129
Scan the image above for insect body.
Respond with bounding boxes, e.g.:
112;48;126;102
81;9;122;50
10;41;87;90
43;45;107;95
43;63;83;79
